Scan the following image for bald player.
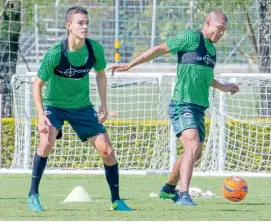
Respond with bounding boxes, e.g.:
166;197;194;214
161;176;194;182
110;10;239;206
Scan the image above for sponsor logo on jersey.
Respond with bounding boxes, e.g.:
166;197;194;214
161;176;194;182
56;66;91;78
196;54;215;65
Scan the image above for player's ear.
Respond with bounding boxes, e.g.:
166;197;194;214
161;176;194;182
205;19;211;28
66;21;71;31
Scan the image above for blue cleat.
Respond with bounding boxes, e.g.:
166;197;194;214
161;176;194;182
159;187;179;203
28;193;44;211
176;192;197;206
111;200;132;211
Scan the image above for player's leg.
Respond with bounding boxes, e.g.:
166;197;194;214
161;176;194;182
166;141;203;185
160;142;203;202
87;134;131;211
88;134;118;202
176;128;200;206
159;100;182;202
175;104;205;206
159;156;182;202
67;105;132;211
160;101;205;205
28;106;63;211
28;127;59;211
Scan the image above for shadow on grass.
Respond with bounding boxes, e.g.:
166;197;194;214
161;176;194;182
240;202;271;206
5;214;49;218
0;197;24;200
217;202;271;206
218;209;247;212
53;208;93;212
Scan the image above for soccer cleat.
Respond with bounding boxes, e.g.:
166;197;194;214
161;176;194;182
176;192;197;206
159;187;179;202
28;193;44;211
111;200;132;211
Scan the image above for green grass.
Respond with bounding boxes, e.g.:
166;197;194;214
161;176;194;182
0;175;270;220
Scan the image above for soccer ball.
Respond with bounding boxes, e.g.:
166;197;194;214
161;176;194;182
222;176;248;202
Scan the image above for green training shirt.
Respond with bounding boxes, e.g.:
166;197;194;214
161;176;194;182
37;38;106;109
166;29;216;108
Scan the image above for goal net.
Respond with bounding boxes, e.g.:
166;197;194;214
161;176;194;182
10;72;174;174
199;73;271;176
9;72;271;176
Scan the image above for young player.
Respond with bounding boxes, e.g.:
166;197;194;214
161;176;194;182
28;6;132;212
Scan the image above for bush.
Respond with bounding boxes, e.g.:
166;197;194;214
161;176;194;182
1;118;270;172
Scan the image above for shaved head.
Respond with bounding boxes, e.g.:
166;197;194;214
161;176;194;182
205;10;228;23
201;10;228;43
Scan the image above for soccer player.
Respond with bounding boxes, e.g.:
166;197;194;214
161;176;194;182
28;6;132;212
110;10;239;206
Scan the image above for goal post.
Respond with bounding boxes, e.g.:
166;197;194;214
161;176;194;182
7;72;271;177
199;73;271;176
10;72;176;174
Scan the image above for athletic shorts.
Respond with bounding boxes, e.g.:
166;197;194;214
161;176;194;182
168;100;206;142
44;105;107;142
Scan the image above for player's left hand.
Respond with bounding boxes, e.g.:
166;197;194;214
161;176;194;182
221;83;239;95
108;64;132;76
98;104;108;123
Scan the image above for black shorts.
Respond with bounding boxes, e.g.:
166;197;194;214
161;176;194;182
44;105;107;142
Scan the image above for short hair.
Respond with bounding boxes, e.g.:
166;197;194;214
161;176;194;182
65;6;88;22
206;10;228;23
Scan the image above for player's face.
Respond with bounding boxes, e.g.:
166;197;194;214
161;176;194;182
66;13;89;39
207;18;227;43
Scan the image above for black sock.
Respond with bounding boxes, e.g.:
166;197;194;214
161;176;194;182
29;153;48;196
163;183;177;193
104;163;120;203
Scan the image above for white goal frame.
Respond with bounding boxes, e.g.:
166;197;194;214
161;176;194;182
2;72;271;177
8;72;177;175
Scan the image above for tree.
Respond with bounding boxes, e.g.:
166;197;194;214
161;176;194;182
259;0;271;116
195;0;270;116
0;0;21;117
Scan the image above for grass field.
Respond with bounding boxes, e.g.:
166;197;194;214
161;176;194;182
0;175;270;221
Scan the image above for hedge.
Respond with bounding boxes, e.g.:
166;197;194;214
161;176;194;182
0;118;270;172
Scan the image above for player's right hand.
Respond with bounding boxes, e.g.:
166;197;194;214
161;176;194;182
108;64;131;76
38;115;52;134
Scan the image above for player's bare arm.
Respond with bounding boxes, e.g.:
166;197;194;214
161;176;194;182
211;79;239;94
96;70;108;123
109;42;170;74
28;5;132;212
33;77;52;133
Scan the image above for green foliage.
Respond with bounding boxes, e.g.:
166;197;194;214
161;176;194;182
20;0;56;32
9;0;267;65
1;118;271;172
225;120;271;172
118;0;261;63
1;118;15;167
194;0;256;15
193;0;259;63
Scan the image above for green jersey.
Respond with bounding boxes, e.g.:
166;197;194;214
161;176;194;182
37;38;106;109
166;29;216;108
